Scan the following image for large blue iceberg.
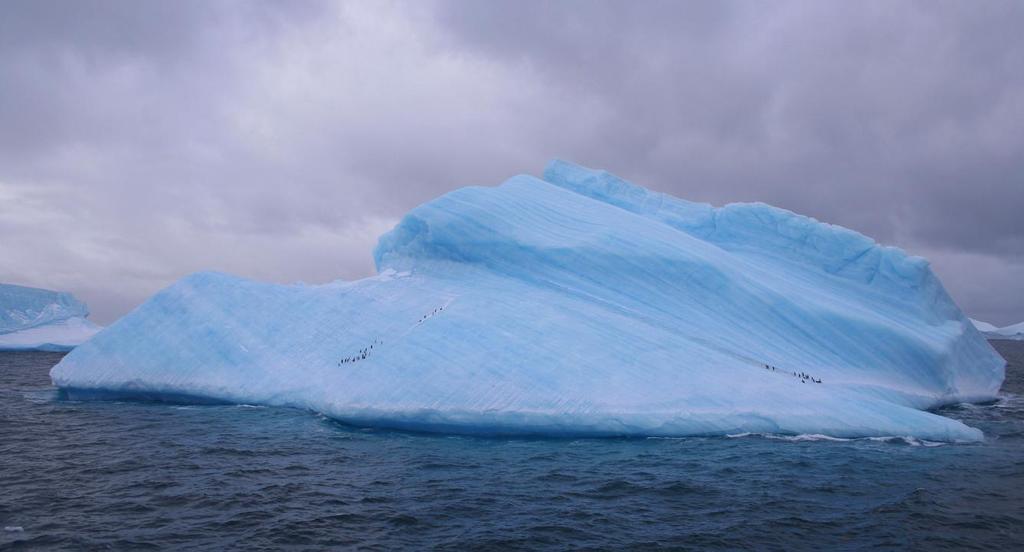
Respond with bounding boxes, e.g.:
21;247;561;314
51;161;1005;441
1;283;102;351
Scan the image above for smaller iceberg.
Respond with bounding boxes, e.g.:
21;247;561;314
970;318;1001;334
971;318;1024;341
0;284;102;351
998;322;1024;340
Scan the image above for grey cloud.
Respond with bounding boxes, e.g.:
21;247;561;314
1;0;1022;326
431;0;1024;323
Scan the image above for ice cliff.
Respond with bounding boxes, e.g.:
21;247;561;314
51;161;1005;440
0;283;102;351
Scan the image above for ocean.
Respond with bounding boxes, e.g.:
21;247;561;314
2;341;1023;550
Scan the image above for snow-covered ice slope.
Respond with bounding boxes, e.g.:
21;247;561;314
51;161;1005;441
1;283;102;351
971;318;1001;333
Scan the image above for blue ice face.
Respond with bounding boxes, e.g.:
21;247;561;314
50;161;1005;441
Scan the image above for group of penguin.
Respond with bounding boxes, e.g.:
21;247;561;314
338;338;382;365
337;306;448;367
417;305;446;324
764;364;822;384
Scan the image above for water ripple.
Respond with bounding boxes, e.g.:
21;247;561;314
2;345;1024;550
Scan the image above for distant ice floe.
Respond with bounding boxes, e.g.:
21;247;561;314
971;318;1024;341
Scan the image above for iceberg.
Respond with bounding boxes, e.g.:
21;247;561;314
996;322;1024;340
51;161;1005;441
973;318;1024;341
970;318;1001;334
0;283;102;351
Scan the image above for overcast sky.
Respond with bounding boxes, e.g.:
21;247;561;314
1;0;1022;326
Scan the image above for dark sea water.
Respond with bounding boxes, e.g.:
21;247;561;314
2;343;1023;551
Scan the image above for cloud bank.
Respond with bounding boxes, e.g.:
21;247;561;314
1;0;1022;325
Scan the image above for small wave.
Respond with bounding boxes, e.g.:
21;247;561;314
21;390;59;403
236;404;265;409
864;436;946;447
724;433;947;446
4;526;24;532
994;394;1024;408
727;432;851;442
